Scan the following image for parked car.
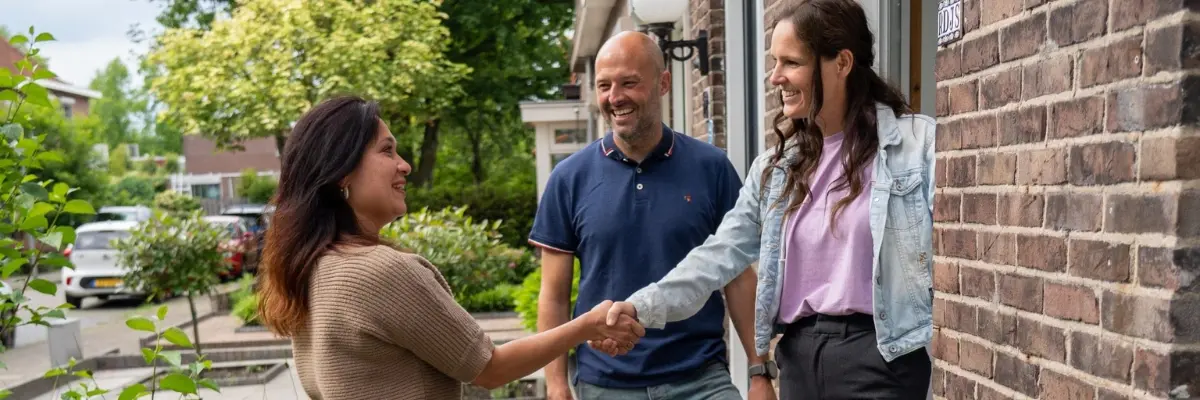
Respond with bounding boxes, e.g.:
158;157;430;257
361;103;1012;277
62;220;140;308
94;205;153;222
202;215;255;279
220;204;273;275
0;280;14;348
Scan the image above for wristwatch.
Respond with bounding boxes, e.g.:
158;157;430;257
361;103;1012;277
748;360;778;380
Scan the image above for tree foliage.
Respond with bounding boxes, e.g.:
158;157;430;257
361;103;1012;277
88;58;148;147
235;168;276;204
145;0;468;153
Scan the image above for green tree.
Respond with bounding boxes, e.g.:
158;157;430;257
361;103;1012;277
108;143;129;176
88;58;149;146
153;190;201;216
235;169;276;204
144;0;468;161
115;210;227;355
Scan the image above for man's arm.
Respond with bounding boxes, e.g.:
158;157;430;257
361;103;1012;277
537;249;577;398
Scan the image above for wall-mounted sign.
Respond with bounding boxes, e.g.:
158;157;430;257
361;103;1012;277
937;0;963;46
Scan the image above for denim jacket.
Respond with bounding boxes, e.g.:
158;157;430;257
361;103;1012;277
626;103;936;362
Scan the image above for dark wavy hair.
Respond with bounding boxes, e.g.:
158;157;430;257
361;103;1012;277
258;95;383;337
764;0;911;230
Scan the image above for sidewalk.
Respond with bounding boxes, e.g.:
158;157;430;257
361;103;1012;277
0;294;215;388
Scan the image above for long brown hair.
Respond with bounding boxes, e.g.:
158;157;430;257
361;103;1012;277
258;96;383;337
764;0;911;229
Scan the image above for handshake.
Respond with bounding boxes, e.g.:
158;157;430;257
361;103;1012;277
579;301;642;357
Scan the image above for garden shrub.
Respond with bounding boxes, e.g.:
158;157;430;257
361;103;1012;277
460;283;518;313
380;207;537;312
404;182;536;249
513;259;580;332
232;294;259;326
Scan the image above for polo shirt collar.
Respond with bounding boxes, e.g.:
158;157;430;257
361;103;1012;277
599;123;676;163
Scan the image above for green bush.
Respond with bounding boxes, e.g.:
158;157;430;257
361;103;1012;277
233;294;259;326
405;182;536;249
380;207;537;312
460;283;518;313
513;259;581;332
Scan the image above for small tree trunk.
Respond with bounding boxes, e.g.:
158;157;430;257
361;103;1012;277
187;294;202;356
273;131;286;155
409;119;440;188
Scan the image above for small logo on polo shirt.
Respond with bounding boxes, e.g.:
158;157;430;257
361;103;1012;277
684;195;691;203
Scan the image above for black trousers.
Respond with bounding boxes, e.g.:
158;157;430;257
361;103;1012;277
776;313;931;400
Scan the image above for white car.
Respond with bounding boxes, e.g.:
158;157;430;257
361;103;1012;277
61;220;140;308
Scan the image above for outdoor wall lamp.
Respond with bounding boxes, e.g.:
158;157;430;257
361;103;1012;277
631;0;710;76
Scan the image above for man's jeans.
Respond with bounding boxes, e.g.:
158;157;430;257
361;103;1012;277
573;362;741;400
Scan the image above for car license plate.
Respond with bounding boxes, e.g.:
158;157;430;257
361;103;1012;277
93;278;122;288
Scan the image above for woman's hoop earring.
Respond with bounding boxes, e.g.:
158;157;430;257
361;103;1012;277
342;186;351;200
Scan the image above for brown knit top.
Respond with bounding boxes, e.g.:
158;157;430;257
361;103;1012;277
292;245;495;399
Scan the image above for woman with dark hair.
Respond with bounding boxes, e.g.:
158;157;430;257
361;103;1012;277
599;0;936;398
257;95;644;399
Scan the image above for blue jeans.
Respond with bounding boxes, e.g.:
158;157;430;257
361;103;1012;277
574;362;741;400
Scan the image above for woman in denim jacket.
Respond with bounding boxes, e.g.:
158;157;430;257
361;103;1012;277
599;0;937;398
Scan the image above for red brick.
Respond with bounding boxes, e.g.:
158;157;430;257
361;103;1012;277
964;0;981;32
1046;193;1102;232
948;156;977;187
998;106;1046;145
1049;96;1104;139
995;352;1040;396
1098;388;1128;400
946;371;978;399
1069;142;1137;185
980;67;1022;109
932;329;959;362
961;115;997;149
999;193;1044;227
949;81;979;115
935;193;962;222
1000;11;1046;62
1105;194;1175;234
1016;316;1067;362
982;0;1023;25
979;232;1017;265
1039;369;1096;400
978;153;1016;185
945;300;980;335
1044;283;1100;324
1102;291;1172;342
1017;235;1067;272
959;339;994;377
1144;20;1200;76
960;265;997;300
1068;240;1132;283
935;261;960;294
936;86;951;117
964;193;998;224
963;32;1000;74
1110;0;1191;32
1000;274;1043;312
937;120;963;151
1080;35;1144;88
1138;246;1200;291
979;385;1009;400
936;46;964;81
1070;331;1134;383
1016;148;1066;185
941;229;978;259
1022;55;1074;100
978;309;1019;347
932;365;946;396
1049;0;1107;46
1140;136;1200;181
1108;83;1184;132
1133;348;1170;395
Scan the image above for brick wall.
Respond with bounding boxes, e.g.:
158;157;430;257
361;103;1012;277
933;0;1199;399
762;0;784;149
689;0;727;148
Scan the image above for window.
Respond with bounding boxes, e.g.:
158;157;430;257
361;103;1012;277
553;128;588;145
192;184;220;199
551;153;571;170
75;231;131;250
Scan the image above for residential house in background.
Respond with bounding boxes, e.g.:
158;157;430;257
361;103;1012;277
0;38;101;118
170;135;280;214
536;0;1199;398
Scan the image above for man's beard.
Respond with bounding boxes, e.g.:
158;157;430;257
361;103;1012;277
612;113;657;144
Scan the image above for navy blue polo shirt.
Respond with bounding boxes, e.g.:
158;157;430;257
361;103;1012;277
528;124;743;388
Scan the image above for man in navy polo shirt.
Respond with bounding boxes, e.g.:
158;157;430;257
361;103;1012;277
528;31;762;400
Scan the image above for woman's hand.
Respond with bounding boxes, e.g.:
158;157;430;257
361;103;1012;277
580;300;645;356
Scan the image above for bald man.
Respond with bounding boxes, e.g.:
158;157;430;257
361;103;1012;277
528;32;764;400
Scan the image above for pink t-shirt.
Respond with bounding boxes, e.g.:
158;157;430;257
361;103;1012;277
778;131;876;323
